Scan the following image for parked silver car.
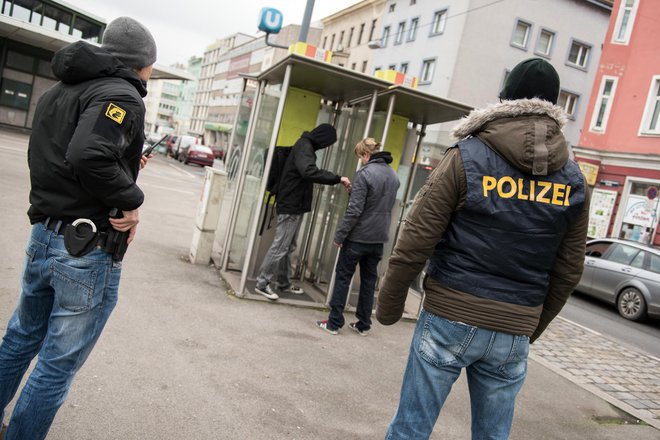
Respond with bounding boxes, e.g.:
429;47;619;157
576;238;660;321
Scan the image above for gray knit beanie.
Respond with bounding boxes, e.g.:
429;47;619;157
101;17;157;69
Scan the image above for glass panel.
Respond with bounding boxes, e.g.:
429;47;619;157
72;16;101;42
432;10;446;34
299;105;365;286
607;244;639;265
648;253;660;274
36;58;54;78
568;43;580;64
226;83;280;271
513;22;528;46
536;30;552;54
6;51;34;72
630;251;645;269
585;242;611;258
0;78;32;109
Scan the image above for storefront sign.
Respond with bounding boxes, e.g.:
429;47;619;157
578;161;599;186
587;188;617;238
623;194;658;228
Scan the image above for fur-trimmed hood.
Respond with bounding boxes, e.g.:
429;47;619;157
451;98;570;175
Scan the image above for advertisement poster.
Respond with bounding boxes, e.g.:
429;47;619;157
587;188;618;238
623;194;658;227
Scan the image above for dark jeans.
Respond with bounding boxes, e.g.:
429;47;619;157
328;241;383;331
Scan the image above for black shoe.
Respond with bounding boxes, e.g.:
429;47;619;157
349;322;370;336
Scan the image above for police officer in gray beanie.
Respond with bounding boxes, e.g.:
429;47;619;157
0;16;156;440
378;57;591;439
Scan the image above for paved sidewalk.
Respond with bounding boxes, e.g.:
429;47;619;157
531;316;660;429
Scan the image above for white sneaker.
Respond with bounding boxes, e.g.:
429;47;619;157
255;285;279;300
280;284;304;295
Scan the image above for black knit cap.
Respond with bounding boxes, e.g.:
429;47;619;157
499;58;560;104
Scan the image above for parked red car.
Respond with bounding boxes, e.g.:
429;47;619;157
178;144;214;167
210;146;225;161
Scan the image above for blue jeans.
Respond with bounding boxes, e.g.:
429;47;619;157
256;214;301;290
385;309;529;440
0;224;121;440
328;241;383;331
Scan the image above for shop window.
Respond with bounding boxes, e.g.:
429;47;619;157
0;78;32;110
590;76;617;132
613;0;638;45
567;40;591;69
639;76;660;136
6;50;35;73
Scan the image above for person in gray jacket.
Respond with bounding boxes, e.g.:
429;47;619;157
316;138;400;335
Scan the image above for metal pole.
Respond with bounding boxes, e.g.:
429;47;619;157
221;81;265;271
239;64;293;296
298;0;316;42
380;94;396;151
363;89;378;139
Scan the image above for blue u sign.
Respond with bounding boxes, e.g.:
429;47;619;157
258;7;283;34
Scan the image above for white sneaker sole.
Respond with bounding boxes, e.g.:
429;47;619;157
255;287;279;300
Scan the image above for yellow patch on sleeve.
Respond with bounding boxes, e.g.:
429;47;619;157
105;103;126;124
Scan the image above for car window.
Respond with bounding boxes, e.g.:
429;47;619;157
606;243;639;265
585;242;612;258
648;253;660;274
630;251;645;269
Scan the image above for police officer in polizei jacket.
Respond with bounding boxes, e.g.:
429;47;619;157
0;17;157;440
377;58;591;439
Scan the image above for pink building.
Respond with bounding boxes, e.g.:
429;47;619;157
574;0;660;245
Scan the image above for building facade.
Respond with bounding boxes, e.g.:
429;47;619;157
173;56;202;137
191;26;321;148
369;0;612;162
0;0;104;129
574;0;660;245
320;0;386;73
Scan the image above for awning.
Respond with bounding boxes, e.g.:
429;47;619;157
204;122;233;133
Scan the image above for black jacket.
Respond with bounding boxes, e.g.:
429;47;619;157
276;131;341;215
27;41;147;229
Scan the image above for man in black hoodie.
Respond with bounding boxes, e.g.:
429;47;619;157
255;124;351;301
0;17;156;440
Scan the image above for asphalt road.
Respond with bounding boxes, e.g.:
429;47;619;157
561;292;660;358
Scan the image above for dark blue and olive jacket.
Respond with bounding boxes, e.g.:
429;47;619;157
377;99;591;341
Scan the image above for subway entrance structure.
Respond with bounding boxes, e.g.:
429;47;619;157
205;53;472;316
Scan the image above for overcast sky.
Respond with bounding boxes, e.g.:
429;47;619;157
61;0;360;66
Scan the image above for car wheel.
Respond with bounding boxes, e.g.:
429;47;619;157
616;287;647;321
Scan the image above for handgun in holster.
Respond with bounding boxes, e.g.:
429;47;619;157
107;208;129;261
105;229;128;261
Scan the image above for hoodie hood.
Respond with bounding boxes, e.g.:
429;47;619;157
52;41;148;97
302;123;337;150
451;98;569;175
370;151;393;164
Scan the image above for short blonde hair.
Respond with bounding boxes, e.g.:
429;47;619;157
354;138;380;157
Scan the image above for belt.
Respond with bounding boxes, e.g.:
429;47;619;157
43;218;110;248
